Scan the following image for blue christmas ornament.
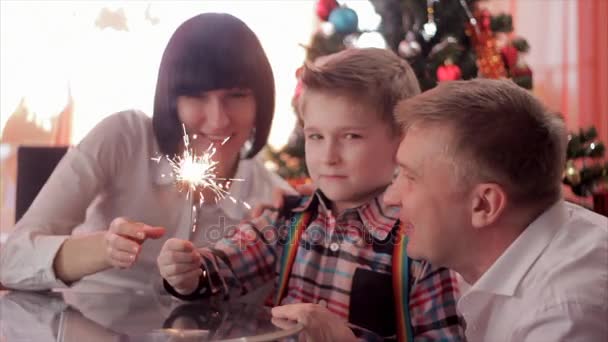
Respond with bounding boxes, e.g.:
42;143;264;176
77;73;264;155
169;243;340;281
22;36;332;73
328;7;358;34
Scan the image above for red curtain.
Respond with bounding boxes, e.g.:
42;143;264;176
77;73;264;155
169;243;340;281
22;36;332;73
577;0;608;145
494;0;607;142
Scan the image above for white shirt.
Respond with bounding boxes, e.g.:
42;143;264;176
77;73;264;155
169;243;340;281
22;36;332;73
0;110;293;291
458;200;608;341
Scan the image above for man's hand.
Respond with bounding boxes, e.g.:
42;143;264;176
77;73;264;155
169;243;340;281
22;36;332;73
103;217;166;269
157;238;203;295
271;302;357;342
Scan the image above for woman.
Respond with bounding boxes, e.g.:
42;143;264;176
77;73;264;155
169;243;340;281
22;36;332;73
0;13;292;291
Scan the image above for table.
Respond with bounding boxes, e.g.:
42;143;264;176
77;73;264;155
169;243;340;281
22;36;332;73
0;288;303;341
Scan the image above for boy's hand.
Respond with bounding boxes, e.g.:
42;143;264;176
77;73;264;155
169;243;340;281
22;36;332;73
249;184;316;219
271;302;357;342
157;238;203;295
103;217;166;269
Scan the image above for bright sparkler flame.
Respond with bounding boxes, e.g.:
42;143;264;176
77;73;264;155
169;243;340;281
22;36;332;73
152;124;251;232
168;143;227;203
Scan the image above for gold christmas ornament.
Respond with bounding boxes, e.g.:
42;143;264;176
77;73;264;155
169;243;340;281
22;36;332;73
565;160;581;186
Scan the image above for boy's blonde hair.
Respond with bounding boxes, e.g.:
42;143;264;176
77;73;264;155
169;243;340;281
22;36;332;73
298;48;421;130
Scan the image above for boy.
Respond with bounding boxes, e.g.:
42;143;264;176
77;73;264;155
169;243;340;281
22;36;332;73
158;48;464;341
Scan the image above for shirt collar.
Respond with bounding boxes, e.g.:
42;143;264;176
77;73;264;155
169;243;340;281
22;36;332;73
293;189;399;241
472;200;568;296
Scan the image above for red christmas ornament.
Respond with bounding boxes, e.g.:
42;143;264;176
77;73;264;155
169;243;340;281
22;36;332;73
287;176;312;189
316;0;339;21
511;65;532;77
466;8;507;79
501;45;518;69
437;64;462;82
479;9;492;30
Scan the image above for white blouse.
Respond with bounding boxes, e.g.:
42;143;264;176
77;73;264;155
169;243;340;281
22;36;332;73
0;110;293;291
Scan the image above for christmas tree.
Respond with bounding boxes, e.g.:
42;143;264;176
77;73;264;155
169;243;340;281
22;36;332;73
563;127;608;197
265;0;533;182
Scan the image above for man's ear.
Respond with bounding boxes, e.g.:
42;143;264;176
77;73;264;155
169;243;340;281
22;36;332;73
470;183;508;229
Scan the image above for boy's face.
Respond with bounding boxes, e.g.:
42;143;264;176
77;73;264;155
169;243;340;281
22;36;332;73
302;90;400;212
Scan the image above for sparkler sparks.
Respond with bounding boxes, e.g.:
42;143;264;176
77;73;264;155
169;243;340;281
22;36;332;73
152;125;250;232
169;132;226;203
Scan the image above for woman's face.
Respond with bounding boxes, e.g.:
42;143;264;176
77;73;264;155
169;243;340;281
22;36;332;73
177;88;256;177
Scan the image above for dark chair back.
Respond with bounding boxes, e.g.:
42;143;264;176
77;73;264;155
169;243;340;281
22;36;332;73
16;146;68;222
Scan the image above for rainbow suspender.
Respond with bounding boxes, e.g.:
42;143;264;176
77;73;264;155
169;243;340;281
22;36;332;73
393;222;414;341
274;211;414;342
274;211;312;306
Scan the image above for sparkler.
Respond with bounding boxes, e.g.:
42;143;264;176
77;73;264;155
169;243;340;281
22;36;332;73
152;125;251;232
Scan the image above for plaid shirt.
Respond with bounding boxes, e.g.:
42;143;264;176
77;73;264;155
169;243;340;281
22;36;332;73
197;191;464;340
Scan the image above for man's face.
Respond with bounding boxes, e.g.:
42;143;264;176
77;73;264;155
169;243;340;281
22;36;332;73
384;124;472;268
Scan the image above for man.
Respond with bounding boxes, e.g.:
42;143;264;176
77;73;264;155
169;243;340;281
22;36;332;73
384;78;608;341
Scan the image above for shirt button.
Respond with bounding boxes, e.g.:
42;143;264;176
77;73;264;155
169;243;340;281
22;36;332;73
329;242;340;252
354;237;364;247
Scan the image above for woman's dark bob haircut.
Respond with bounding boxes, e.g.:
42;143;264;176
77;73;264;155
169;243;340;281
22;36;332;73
153;13;275;158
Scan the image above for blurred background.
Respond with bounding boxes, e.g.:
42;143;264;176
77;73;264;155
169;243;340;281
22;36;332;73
1;0;607;237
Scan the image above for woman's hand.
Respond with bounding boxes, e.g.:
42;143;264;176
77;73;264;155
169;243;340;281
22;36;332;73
103;217;166;269
157;238;203;295
53;217;166;284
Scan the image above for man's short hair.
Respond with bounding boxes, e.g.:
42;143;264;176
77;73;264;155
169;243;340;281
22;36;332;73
395;78;567;206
